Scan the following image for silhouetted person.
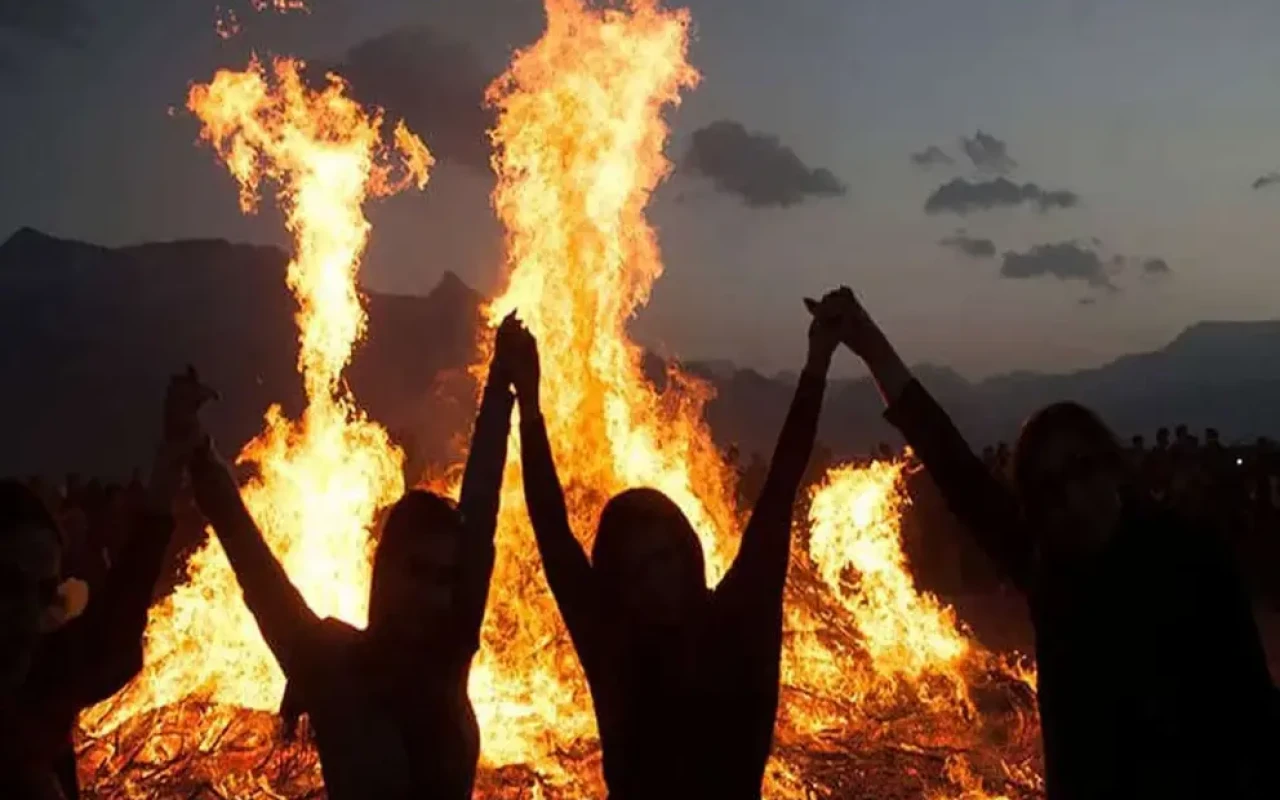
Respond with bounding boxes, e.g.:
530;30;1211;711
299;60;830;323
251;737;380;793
508;299;841;799
0;371;202;800
816;287;1277;799
184;320;519;800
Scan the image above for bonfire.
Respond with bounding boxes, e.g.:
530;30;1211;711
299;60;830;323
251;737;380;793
76;2;1043;798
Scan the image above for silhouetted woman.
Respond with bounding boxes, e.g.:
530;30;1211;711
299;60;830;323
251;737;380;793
506;299;842;799
0;370;206;799
184;318;521;800
817;287;1276;799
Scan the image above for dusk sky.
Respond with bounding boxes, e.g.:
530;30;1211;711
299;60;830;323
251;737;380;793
2;0;1278;379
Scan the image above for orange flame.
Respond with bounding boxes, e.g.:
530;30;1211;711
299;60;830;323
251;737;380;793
82;55;429;739
461;0;743;792
806;462;971;706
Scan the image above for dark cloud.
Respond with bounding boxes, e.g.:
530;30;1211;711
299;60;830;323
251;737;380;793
683;120;847;207
960;130;1017;174
1000;242;1115;290
0;0;89;44
1142;257;1171;276
1252;171;1280;190
327;26;497;171
910;145;953;168
939;231;996;259
924;177;1079;215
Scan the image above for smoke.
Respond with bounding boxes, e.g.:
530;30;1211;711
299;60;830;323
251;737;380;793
683;120;847;207
925;177;1079;215
327;26;497;171
960;130;1017;174
910;145;954;168
939;231;996;259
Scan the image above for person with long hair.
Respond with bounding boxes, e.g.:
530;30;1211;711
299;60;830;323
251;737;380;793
183;316;522;800
506;295;844;799
816;287;1276;798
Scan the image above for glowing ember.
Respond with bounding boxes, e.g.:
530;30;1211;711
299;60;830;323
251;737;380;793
251;0;309;13
80;52;429;765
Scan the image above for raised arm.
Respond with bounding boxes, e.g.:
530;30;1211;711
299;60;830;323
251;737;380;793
829;289;1031;589
507;321;600;653
453;318;517;652
716;295;838;617
183;376;321;679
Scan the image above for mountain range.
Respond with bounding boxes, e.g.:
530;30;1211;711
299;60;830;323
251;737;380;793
2;228;1278;478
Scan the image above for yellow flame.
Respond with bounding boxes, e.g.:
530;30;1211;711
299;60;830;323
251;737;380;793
83;55;429;734
462;0;746;792
806;462;971;705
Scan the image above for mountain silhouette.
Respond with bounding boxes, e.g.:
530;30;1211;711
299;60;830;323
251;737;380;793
0;228;482;477
2;228;1277;478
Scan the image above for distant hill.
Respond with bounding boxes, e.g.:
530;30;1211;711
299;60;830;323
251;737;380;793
0;228;482;477
2;228;1278;477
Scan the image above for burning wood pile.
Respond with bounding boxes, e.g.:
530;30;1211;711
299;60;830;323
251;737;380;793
75;1;1045;797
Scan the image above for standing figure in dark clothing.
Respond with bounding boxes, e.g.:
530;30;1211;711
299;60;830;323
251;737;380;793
813;287;1276;799
182;317;521;800
506;297;841;799
0;369;207;800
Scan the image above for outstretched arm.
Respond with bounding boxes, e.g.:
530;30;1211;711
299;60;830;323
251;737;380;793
189;441;321;679
717;297;836;618
830;290;1031;589
454;324;517;654
508;321;601;660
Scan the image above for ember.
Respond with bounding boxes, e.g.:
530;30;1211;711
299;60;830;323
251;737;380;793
75;1;1043;798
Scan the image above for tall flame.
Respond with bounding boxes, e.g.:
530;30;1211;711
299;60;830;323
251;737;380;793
84;55;430;730
463;0;746;792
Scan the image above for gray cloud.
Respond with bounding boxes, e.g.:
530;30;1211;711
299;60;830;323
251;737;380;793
1142;257;1172;276
327;26;497;171
1000;242;1115;290
683;120;847;207
1252;171;1280;190
939;231;996;259
925;177;1079;215
0;0;89;44
910;145;954;168
961;130;1017;174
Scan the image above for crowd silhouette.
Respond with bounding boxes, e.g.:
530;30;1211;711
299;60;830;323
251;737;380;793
1;289;1277;799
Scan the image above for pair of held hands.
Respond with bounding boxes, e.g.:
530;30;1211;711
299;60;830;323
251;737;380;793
805;286;882;364
489;313;540;403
